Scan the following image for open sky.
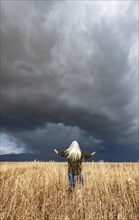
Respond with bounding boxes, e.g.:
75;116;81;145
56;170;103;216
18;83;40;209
1;0;138;161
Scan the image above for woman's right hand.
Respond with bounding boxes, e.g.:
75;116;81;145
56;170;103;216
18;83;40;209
91;151;96;156
54;149;58;154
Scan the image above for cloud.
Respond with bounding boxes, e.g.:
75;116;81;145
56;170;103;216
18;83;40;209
0;133;26;155
1;1;138;161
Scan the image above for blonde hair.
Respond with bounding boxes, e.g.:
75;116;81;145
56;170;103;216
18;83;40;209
65;141;81;161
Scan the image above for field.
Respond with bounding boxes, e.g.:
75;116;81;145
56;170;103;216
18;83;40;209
0;162;139;220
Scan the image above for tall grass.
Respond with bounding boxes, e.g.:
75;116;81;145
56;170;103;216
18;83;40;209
0;162;138;220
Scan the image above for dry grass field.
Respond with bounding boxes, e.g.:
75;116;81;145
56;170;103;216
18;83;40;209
0;162;139;220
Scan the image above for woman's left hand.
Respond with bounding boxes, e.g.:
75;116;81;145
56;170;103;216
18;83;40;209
54;149;58;154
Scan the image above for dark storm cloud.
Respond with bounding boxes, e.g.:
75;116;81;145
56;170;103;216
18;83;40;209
1;1;138;161
6;123;103;160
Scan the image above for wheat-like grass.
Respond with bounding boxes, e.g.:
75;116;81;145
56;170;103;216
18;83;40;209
0;162;138;220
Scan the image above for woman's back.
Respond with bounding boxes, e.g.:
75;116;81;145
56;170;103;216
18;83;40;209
58;151;92;174
54;141;96;192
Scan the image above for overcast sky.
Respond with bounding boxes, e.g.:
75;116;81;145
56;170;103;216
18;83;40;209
1;1;138;161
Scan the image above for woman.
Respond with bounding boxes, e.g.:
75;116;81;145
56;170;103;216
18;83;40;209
54;140;96;192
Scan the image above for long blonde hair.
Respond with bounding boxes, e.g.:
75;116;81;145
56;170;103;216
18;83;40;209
64;141;82;161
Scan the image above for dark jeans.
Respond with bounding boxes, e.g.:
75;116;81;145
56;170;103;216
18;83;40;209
68;172;83;192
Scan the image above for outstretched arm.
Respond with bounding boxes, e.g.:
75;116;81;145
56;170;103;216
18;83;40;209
82;151;96;159
54;149;67;157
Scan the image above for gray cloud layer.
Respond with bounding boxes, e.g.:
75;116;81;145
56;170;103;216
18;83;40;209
1;1;138;161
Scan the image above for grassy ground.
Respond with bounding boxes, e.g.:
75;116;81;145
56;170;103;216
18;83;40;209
0;162;139;220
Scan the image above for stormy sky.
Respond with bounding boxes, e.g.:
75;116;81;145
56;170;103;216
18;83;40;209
1;1;138;161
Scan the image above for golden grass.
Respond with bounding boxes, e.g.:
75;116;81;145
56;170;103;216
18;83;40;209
0;162;139;220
